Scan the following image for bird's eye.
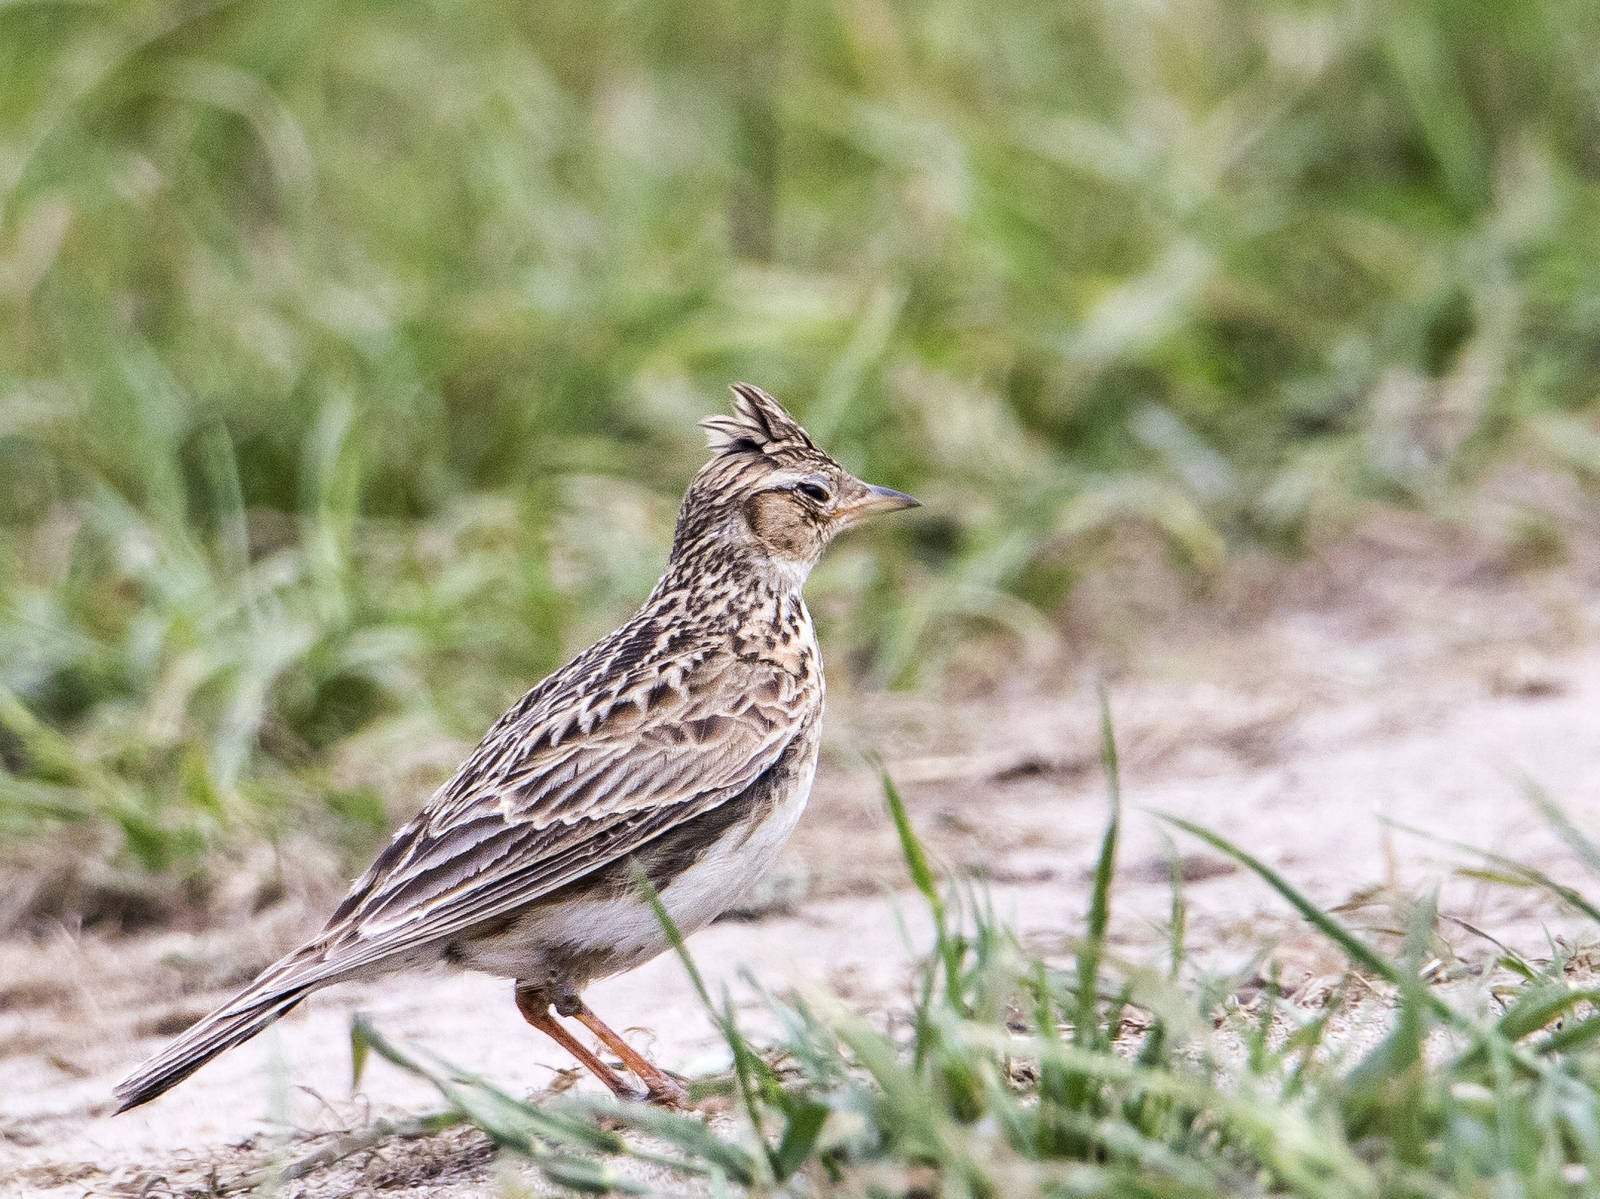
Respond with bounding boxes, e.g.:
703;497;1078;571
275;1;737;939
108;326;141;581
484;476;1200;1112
795;481;831;504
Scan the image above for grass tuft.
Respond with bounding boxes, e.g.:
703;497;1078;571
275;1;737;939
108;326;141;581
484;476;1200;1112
348;713;1600;1197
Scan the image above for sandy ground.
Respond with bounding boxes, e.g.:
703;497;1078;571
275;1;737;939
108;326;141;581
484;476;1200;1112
4;509;1600;1196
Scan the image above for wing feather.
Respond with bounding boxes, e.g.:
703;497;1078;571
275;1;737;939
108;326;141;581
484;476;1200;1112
294;650;811;984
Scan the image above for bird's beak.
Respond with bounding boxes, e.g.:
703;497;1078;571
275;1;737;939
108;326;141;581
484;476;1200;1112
836;483;921;525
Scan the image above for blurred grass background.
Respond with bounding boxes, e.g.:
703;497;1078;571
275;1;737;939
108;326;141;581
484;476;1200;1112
3;0;1600;910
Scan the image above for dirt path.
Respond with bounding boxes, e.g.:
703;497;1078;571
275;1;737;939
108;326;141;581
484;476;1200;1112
4;520;1600;1196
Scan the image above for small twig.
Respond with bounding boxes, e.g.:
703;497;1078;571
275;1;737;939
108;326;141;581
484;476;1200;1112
1439;913;1517;962
225;1109;467;1192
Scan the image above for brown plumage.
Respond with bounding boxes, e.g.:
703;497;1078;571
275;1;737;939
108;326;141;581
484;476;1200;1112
114;383;918;1111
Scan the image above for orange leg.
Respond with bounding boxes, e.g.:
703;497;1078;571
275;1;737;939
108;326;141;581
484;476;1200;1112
514;985;643;1101
572;1001;688;1106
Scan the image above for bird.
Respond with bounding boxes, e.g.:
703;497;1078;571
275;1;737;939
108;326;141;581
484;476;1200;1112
114;383;919;1112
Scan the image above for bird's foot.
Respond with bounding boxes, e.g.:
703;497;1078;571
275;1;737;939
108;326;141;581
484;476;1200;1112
516;984;698;1107
642;1074;690;1108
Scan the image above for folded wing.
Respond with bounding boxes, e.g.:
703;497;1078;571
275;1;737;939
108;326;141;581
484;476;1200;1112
292;650;809;984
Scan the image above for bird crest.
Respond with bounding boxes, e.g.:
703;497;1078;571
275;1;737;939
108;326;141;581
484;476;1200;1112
701;383;819;457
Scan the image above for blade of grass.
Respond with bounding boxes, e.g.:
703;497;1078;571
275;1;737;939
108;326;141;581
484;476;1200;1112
631;864;771;1184
350;1015;724;1188
1385;816;1600;925
880;764;961;1005
1521;778;1600;884
1158;813;1454;1022
1076;684;1121;1051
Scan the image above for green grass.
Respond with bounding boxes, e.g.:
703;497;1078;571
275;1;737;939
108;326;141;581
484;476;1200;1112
5;0;1600;889
343;715;1600;1199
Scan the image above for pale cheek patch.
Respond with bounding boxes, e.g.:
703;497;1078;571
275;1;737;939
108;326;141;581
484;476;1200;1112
744;493;819;559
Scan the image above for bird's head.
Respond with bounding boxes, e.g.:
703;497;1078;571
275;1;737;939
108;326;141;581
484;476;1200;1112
667;383;919;584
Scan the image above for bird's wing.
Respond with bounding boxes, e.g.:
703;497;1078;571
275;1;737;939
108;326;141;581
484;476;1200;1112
290;649;811;985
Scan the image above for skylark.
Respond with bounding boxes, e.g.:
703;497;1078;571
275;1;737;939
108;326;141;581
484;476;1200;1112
115;384;918;1110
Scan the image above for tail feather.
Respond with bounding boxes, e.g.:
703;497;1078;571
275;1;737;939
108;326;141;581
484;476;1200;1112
114;958;322;1112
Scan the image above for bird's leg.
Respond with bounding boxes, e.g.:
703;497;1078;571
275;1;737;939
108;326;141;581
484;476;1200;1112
570;1001;689;1107
514;984;643;1101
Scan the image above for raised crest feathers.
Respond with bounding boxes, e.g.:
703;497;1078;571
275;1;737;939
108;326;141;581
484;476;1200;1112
701;383;818;455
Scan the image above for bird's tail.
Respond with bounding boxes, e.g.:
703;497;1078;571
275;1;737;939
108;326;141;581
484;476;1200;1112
113;951;324;1113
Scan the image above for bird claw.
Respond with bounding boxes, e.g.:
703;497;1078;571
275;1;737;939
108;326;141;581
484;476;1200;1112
644;1078;690;1108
